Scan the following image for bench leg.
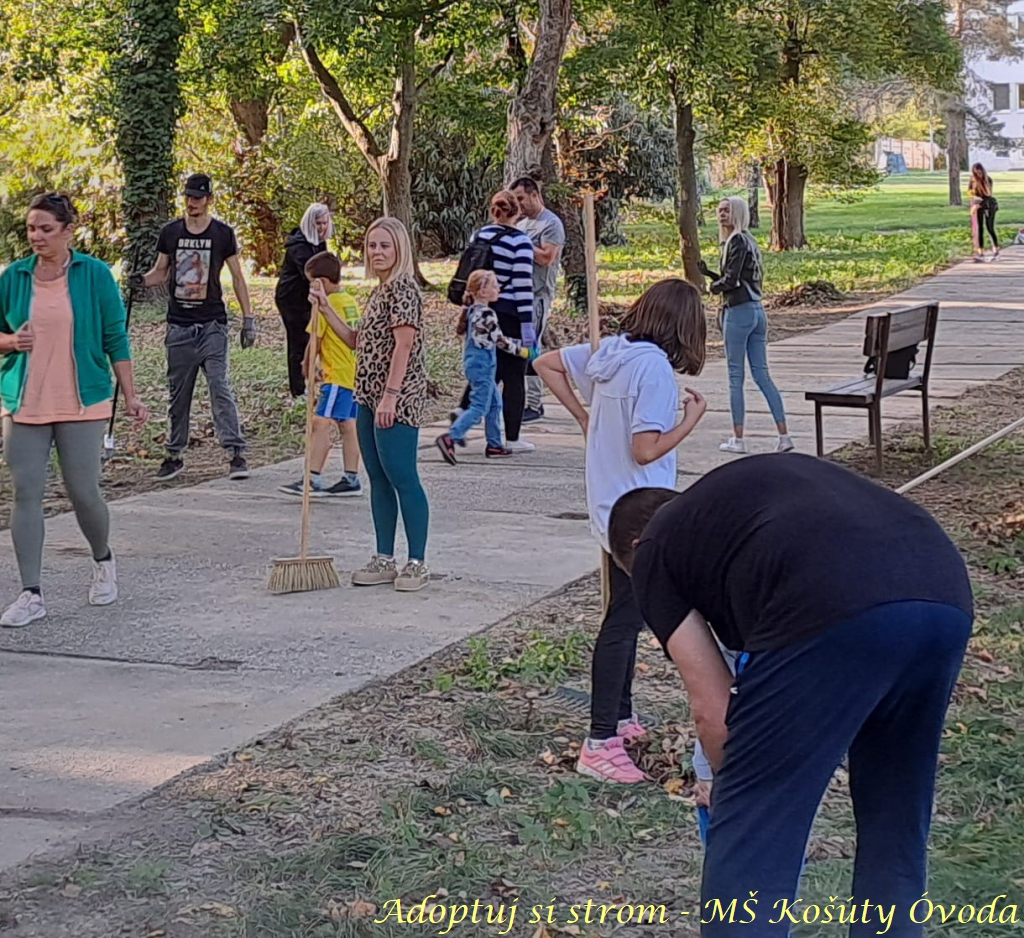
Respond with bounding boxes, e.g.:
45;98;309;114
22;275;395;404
872;404;883;475
922;387;932;451
868;411;875;446
815;403;824;457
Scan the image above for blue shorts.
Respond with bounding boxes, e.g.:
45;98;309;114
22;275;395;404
316;384;359;422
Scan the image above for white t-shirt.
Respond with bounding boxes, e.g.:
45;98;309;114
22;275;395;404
561;335;680;552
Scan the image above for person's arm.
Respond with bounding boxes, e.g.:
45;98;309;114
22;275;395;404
139;252;171;288
225;254;253;319
111;359;149;422
316;292;358;350
632;388;708;466
666;610;735;773
488;309;533;359
534;349;589;436
709;237;747;295
534;241;560;267
375;281;422;429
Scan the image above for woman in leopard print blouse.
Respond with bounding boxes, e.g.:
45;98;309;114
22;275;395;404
348;217;431;592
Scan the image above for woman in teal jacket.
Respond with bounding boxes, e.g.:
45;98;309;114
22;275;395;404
0;193;149;628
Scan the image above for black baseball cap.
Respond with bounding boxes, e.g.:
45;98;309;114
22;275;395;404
183;174;213;198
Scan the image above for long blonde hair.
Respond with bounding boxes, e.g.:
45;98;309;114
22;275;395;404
718;195;751;249
364;216;417;284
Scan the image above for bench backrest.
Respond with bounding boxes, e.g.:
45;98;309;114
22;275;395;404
862;303;937;357
862;302;939;394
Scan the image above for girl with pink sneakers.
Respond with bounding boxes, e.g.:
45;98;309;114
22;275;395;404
534;278;707;783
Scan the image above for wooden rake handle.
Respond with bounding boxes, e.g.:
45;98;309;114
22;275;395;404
299;295;321;560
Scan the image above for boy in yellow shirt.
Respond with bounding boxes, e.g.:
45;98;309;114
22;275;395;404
278;252;362;497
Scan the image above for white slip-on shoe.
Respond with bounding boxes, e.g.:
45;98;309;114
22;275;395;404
506;439;536;454
776;435;795;453
1;591;46;628
89;552;119;606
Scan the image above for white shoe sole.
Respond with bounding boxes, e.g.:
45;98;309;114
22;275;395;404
394;578;428;592
322;489;364;498
575;762;645;785
1;606;47;628
351;573;397;586
89;590;118;607
155;467;184;482
229;471;250;480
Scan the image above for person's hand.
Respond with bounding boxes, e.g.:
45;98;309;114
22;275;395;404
11;323;33;352
124;395;150;424
694;778;713;808
128;272;146;295
308;278;328;309
697;259;713;278
376;393;398;429
684;387;707;421
240;316;258;349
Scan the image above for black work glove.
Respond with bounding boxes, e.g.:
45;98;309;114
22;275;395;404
128;272;146;295
697;259;712;278
240;316;258;349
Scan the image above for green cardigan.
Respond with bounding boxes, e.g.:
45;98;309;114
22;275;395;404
0;251;131;414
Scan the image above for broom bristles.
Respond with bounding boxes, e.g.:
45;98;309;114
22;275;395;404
268;556;340;594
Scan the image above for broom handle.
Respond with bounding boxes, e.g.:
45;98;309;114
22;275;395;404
299;296;320;561
584;193;600;353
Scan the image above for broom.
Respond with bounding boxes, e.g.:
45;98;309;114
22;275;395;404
268;287;341;594
583;193;612;616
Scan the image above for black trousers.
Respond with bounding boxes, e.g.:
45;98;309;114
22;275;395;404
590;559;645;739
458;353;528;442
977;201;999;251
277;302;311;398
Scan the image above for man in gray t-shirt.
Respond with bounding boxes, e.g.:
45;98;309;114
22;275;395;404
512;177;566;419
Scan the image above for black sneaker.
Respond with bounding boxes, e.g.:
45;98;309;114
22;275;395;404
229;455;250;480
435;434;458;465
522;406;545;423
155;457;184;482
485;444;513;458
323;477;363;498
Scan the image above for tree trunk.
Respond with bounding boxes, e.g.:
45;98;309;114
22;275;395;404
228;98;282;274
113;0;183;270
672;87;704;290
767;159;808;250
747;162;760;228
946;101;966;207
503;0;572;184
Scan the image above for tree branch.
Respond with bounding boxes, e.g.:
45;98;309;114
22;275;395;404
416;49;454;93
296;25;384;170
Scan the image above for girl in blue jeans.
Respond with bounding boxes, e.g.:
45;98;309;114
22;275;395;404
436;270;536;464
700;196;792;454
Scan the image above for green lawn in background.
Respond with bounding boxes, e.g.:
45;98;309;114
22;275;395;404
600;172;1024;305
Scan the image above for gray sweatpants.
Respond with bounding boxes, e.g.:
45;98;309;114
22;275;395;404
3;418;109;590
166;321;246;457
526;295;552;411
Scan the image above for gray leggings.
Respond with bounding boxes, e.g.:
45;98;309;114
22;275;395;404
3;418;109;590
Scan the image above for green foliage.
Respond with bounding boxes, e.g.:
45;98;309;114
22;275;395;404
454;632;589;691
112;0;184;267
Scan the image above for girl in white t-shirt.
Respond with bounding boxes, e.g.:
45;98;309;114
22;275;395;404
534;278;707;784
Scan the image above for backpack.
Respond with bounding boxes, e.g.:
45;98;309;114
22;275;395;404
865;344;919;380
446;227;510;305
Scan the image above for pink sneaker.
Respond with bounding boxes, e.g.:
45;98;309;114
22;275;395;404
616;716;647;743
576;737;648;784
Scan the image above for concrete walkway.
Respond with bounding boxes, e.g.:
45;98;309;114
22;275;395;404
3;250;1024;869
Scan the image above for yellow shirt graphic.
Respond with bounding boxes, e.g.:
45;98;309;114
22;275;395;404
309;291;360;389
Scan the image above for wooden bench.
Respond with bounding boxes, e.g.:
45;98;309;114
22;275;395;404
805;303;939;474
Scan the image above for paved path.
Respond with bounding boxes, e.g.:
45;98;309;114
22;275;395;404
3;250;1024;869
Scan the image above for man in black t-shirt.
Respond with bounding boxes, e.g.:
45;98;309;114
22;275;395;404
608;454;973;936
133;173;257;482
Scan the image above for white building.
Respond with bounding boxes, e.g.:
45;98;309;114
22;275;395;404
968;1;1024;170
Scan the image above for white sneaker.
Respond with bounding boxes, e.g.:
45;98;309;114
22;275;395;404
1;591;46;628
89;552;119;606
506;439;536;454
719;437;747;454
776;435;795;453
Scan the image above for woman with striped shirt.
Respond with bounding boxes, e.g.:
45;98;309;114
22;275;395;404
454;190;537;451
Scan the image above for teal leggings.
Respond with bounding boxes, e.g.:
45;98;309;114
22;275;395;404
355;409;429;561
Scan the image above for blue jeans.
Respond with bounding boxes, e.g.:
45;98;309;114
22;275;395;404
723;301;787;428
701;601;972;936
450;344;503;448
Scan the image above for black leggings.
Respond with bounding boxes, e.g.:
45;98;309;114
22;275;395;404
590;559;645;739
277;303;311;398
458;353;528;442
976;202;999;251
